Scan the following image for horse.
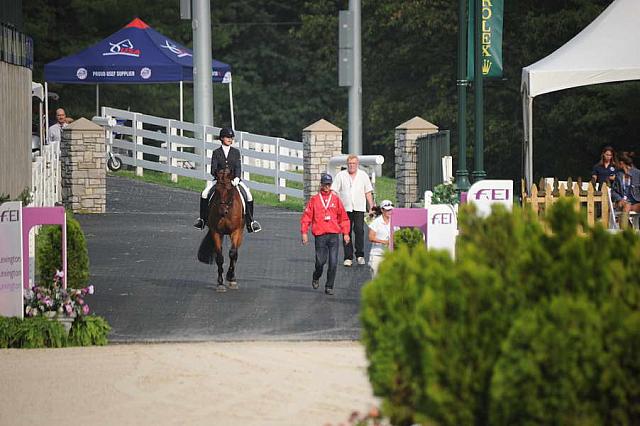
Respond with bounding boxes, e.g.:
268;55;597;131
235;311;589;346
197;166;245;292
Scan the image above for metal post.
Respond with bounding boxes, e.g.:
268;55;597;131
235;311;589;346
229;80;235;130
192;0;213;129
455;0;470;191
348;0;362;155
96;84;100;117
472;0;486;181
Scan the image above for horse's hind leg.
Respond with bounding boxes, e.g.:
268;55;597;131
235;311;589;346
226;229;244;289
212;232;226;292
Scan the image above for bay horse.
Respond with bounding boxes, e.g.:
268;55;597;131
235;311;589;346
197;166;245;292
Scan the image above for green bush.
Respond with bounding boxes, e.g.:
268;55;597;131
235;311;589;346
361;199;640;425
393;227;424;251
0;315;111;348
36;211;89;288
68;315;111;346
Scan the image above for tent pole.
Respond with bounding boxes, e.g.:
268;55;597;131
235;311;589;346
179;81;184;136
96;84;100;117
44;82;49;143
527;96;534;191
229;79;235;130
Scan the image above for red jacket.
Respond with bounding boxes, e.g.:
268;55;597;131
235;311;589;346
300;190;350;236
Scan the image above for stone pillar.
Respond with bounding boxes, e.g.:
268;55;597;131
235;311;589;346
61;118;106;213
302;119;342;203
395;117;439;207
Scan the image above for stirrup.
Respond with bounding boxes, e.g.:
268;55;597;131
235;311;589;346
193;218;205;230
250;221;262;233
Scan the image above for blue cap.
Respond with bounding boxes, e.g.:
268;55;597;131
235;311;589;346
320;173;333;184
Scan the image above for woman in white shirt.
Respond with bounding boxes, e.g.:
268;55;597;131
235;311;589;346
368;199;393;277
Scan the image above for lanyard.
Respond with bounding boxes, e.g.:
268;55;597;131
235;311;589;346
319;193;333;213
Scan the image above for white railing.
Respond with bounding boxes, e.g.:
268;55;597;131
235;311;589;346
31;142;61;207
101;107;304;200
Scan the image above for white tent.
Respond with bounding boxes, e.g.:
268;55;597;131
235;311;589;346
521;0;640;189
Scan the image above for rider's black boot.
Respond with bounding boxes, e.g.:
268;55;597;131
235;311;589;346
193;197;208;230
245;200;262;233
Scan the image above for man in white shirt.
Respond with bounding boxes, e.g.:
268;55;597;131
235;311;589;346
48;108;68;144
331;154;375;266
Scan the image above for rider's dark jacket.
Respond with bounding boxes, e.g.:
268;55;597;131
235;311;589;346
210;146;241;179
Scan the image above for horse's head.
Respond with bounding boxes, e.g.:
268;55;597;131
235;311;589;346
215;166;233;188
212;166;234;217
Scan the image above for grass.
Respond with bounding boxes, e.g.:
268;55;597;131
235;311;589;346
110;169;397;212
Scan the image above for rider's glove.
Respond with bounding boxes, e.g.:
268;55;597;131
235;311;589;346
232;177;240;187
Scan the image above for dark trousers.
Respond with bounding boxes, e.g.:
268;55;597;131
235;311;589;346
314;233;340;289
343;211;365;260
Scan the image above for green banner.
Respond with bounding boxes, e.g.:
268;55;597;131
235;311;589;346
467;0;503;80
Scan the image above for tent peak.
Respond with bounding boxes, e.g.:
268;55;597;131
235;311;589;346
125;18;149;29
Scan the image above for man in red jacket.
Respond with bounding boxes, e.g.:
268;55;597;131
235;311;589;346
301;173;351;295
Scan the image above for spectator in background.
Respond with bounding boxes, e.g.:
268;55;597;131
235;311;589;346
368;200;394;277
47;108;68;144
611;152;640;213
332;155;375;267
300;173;350;295
591;145;617;189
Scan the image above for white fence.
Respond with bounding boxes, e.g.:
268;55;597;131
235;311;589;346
101;107;304;200
31;142;61;207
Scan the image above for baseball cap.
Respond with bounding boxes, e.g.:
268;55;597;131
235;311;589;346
320;173;333;185
380;200;394;210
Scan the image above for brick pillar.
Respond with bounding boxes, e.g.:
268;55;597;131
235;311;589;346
61;117;106;213
302;119;342;203
395;117;439;207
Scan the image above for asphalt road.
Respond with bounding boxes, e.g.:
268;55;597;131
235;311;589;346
76;176;372;342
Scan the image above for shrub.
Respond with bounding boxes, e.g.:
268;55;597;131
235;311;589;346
36;211;89;288
361;199;640;425
392;227;424;251
0;315;111;348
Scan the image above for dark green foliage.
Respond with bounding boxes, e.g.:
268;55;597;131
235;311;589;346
68;316;111;346
392;227;424;251
3;316;68;348
361;199;640;425
36;212;89;289
0;188;32;206
0;315;111;348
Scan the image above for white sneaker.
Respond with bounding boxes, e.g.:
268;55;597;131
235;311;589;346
343;259;353;267
357;257;366;265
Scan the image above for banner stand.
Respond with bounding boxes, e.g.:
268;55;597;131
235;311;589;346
21;207;67;289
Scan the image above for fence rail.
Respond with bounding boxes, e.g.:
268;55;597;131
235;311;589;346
31;143;61;207
102;107;304;200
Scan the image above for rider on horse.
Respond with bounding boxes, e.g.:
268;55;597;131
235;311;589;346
193;127;262;233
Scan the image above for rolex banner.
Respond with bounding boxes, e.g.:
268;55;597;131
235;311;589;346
467;0;504;80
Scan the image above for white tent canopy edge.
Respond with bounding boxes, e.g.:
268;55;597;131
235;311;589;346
521;0;640;189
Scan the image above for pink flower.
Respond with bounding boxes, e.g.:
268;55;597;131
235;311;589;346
87;285;94;295
77;298;84;305
55;270;64;279
64;304;73;314
82;305;90;315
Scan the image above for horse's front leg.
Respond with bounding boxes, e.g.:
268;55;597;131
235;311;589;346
226;229;244;289
212;232;226;292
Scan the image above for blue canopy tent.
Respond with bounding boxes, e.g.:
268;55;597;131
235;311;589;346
43;18;235;131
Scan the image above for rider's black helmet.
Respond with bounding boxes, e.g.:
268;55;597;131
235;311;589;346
219;127;235;140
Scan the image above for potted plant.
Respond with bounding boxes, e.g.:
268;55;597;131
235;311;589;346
23;271;94;334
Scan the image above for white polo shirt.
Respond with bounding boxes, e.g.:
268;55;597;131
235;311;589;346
331;169;373;212
48;123;67;144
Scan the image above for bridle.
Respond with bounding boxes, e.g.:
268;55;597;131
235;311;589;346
212;167;234;217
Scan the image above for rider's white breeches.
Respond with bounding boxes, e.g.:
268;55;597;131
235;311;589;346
201;180;253;202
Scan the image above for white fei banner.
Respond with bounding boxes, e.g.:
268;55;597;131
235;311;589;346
467;180;514;217
0;202;24;319
427;204;457;258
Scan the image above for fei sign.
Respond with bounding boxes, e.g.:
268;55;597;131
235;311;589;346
467;179;513;217
427;204;457;258
0;202;24;319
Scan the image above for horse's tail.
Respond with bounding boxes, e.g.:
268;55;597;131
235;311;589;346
197;231;215;264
